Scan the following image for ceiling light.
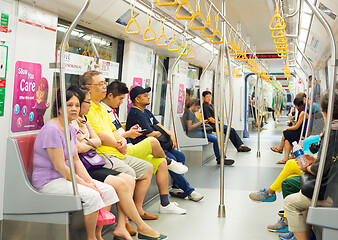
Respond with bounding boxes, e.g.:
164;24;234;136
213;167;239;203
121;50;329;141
300;13;311;29
193;36;205;45
82;35;91;41
57;26;67;32
298;28;308;42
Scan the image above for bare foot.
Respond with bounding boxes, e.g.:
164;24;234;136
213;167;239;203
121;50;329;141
276;159;288;164
113;226;132;240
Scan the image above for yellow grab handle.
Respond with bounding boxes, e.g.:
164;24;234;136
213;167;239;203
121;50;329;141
276;43;288;50
168;33;179;51
178;40;188;55
272;29;286;38
156;0;178;6
269;14;286;31
175;0;194;20
59;43;69;52
126;11;141;35
190;5;206;30
103;51;110;60
82;47;90;56
187;43;196;59
201;16;216;38
210;30;224;44
230;45;240;57
274;37;287;44
143;19;156;41
156;27;169;47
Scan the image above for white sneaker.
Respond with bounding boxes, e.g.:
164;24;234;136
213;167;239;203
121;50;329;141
167;159;188;174
188;191;204;202
159;202;187;214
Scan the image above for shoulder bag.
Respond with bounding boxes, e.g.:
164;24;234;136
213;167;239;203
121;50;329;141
300;172;328;200
198;123;213;134
152;124;173;151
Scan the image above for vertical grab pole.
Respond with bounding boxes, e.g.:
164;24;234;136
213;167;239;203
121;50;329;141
256;75;264;157
199;48;216;142
304;0;337;207
296;44;315;139
59;0;91;195
295;59;309;145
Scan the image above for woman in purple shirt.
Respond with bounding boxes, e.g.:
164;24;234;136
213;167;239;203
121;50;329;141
32;89;118;240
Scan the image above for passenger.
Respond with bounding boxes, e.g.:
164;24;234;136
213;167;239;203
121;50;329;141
264;98;275;121
100;81;189;214
81;71;187;217
202;90;251;152
68;85;166;240
181;98;235;165
270;96;308;164
126;86;204;202
32;89;118;240
272;92;284;122
284;90;338;240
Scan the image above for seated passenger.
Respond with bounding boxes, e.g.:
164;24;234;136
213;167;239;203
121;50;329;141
81;71;186;216
284;90;338;240
202;91;251;152
182;98;234;165
68;85;166;240
32;89;118;240
271;96;308;164
126;86;204;202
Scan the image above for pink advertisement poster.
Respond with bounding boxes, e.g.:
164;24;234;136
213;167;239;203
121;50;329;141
127;77;143;114
11;61;50;132
177;84;185;114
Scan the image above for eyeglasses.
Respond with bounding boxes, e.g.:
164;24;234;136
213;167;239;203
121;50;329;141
83;100;91;104
88;82;108;87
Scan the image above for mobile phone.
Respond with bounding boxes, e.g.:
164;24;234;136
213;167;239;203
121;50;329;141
138;129;147;133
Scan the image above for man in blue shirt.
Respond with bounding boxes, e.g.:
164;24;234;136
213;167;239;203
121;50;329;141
126;86;204;202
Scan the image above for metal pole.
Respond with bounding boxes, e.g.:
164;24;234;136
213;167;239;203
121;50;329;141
90;38;100;58
295;44;315;138
59;0;91;195
199;48;216;142
304;0;337;207
284;0;300;19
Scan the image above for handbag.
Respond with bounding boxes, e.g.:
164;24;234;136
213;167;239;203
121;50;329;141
152;124;173;151
97;208;116;226
300;172;328;200
79;138;114;170
198;123;213;134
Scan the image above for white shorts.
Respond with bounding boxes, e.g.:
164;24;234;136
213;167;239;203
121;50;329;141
40;178;119;215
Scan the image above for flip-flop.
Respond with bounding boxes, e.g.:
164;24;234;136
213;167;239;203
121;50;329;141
270;147;283;154
276;159;288;164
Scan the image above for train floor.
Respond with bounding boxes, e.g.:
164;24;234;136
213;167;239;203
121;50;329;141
104;116;290;240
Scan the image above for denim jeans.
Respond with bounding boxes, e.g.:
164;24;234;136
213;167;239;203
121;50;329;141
191;132;225;161
210;123;244;149
164;149;195;196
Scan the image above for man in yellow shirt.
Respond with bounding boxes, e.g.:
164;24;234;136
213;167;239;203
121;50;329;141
82;71;187;220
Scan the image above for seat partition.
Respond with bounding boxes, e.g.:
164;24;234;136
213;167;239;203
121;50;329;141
3;136;82;224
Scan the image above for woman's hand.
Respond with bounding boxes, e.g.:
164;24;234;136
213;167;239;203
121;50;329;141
117;139;127;155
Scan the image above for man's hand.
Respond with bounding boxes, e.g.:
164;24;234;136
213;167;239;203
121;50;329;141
208;117;215;124
117;139;127;155
152;131;162;138
170;134;177;149
127;124;142;139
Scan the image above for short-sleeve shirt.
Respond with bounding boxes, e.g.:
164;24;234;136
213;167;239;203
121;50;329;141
126;107;159;145
86;101;124;159
32;121;77;191
182;109;200;137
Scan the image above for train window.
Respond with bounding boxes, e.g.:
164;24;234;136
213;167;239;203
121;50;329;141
186;65;201;101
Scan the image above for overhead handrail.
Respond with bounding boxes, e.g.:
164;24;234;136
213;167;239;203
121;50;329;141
186;42;196;59
304;0;337;208
175;0;194;20
201;16;216;38
178;39;188;55
156;24;169;47
156;0;178;6
143;18;157;41
284;0;300;19
168;32;180;51
59;0;91;195
190;3;206;30
126;10;141;35
210;16;224;44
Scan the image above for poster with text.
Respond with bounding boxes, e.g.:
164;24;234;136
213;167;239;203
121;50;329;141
177;84;185;114
127;77;143;114
0;45;8;78
11;61;50;132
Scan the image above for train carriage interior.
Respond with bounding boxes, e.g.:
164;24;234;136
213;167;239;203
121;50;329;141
0;0;338;239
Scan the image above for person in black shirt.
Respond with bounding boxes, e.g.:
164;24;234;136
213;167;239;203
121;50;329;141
202;91;251;152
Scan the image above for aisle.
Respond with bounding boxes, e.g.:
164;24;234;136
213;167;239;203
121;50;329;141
131;117;289;240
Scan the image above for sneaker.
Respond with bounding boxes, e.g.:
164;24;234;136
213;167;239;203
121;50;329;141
278;210;285;218
267;217;289;233
188;191;204;202
279;232;294;240
169;188;186;199
249;188;276;202
159;202;187;214
167;159;188;174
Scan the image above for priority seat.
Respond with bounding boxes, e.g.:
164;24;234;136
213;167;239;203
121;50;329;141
3;136;82;224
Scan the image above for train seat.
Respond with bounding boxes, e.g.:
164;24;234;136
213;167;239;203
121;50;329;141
176;116;215;166
3;136;82;224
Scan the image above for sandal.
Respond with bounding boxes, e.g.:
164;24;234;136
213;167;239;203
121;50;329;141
270;147;283;154
276;159;288;164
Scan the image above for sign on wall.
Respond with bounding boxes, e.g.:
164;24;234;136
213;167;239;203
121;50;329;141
177;84;185;114
11;61;50;132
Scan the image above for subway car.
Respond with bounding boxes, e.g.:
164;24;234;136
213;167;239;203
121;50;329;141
0;0;337;239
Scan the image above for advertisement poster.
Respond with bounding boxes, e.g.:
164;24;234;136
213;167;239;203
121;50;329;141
177;84;185;114
57;51;119;79
0;45;8;78
0;79;5;117
11;61;50;132
0;11;9;33
127;77;143;114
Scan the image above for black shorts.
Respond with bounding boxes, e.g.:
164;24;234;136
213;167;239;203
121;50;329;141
87;167;120;182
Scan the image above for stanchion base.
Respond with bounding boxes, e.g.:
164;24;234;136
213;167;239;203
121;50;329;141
218;205;226;218
257;151;261;157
